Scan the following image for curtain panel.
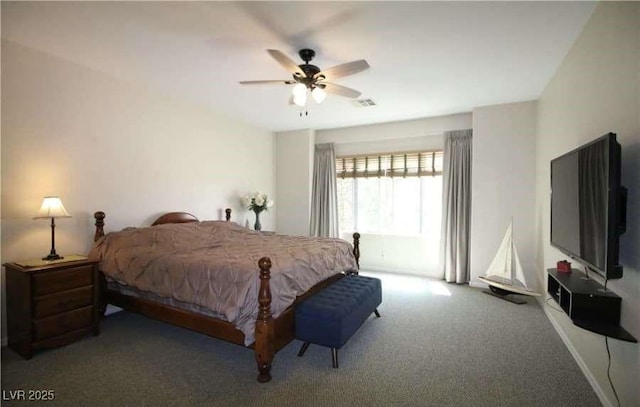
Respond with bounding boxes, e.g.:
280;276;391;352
440;129;473;283
310;143;340;238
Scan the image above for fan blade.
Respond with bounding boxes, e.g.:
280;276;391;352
315;60;369;81
239;80;295;85
320;82;361;98
267;49;306;78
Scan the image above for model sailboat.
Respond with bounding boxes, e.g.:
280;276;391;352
479;221;540;303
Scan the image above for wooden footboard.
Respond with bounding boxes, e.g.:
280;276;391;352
92;211;360;382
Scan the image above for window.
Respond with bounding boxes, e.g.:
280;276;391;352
336;151;443;236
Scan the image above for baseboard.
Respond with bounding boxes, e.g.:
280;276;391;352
359;265;441;279
469;280;487;289
540;296;613;407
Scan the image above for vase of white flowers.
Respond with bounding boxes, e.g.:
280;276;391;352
242;192;274;231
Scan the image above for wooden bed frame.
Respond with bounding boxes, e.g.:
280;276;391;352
92;210;360;383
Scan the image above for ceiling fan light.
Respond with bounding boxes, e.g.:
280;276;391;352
311;87;327;104
292;83;307;98
293;92;307;107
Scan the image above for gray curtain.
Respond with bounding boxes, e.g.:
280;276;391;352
578;140;607;270
440;129;473;283
310;143;339;238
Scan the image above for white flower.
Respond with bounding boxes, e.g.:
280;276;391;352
243;191;274;213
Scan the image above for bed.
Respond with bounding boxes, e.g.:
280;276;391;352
89;210;360;382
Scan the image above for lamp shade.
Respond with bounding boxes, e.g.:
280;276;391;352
293;93;307;107
292;83;307;98
34;196;71;219
292;83;308;107
311;87;327;104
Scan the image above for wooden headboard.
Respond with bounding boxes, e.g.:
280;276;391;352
151;208;232;226
93;208;232;242
151;212;199;226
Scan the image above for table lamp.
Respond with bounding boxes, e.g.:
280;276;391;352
34;196;71;261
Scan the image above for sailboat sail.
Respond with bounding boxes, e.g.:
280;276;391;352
480;221;539;297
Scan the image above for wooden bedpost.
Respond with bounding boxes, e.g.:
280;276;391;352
225;208;232;222
353;232;361;270
93;211;107;317
255;257;274;383
94;211;105;242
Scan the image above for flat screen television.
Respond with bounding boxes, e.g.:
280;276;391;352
550;132;627;280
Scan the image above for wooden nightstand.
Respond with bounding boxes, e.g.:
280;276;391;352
4;258;101;359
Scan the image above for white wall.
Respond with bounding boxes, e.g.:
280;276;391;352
316;113;472;146
1;40;275;342
274;129;314;236
536;3;639;406
471;101;538;287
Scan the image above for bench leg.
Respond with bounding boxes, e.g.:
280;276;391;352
331;348;339;368
297;341;311;357
374;308;381;318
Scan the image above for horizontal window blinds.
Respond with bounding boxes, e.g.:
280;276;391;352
336;150;443;178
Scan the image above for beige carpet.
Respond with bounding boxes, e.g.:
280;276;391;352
1;272;600;407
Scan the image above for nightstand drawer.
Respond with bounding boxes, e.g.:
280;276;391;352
33;306;94;340
33;265;93;296
33;286;93;319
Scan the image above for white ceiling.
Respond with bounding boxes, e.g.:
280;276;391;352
2;1;596;132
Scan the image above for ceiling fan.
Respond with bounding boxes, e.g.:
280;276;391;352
239;49;370;107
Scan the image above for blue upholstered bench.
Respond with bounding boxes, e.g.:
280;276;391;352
295;274;382;368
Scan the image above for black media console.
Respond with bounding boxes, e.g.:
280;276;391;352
547;268;636;343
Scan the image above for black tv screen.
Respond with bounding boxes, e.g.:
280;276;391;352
550;133;625;280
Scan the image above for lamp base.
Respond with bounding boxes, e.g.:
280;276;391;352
42;254;63;261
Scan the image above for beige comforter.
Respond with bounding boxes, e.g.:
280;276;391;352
89;221;357;345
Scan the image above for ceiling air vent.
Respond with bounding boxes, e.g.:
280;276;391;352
352;98;376;108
